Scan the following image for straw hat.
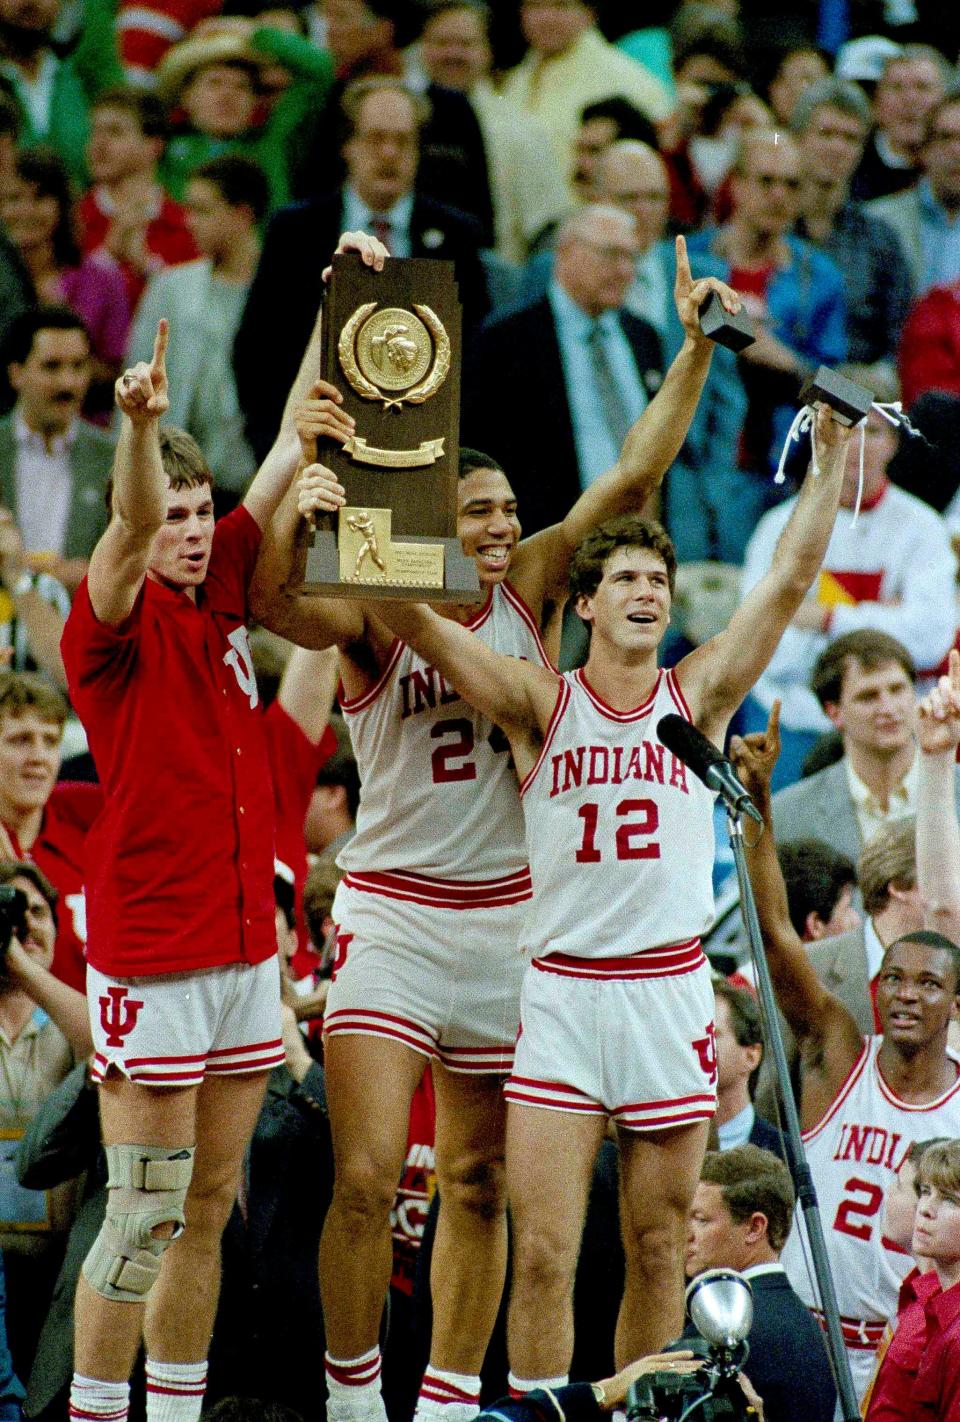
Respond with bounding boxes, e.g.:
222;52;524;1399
157;31;260;103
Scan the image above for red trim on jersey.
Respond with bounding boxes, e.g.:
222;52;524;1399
876;1051;960;1112
800;1039;871;1144
341;866;533;908
500;578;553;668
463;586;495;631
532;938;704;980
574;667;663;722
666;667;693;721
339;638;404;714
519;678;570;797
324;1008;439;1057
810;1308;887;1349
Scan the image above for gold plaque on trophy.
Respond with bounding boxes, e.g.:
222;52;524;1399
299;254;480;603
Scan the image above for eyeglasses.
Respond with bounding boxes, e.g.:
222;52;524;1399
747;172;801;191
576;238;639;263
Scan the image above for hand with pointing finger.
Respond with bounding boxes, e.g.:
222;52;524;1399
674;234;742;345
918;646;960;757
728;699;781;813
115;318;169;425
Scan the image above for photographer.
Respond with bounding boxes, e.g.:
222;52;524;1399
685;1147;835;1422
0;861;91;1384
472;1350;764;1422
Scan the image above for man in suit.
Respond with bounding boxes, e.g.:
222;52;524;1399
867;90;960;297
234;76;489;462
772;630;960;861
807;817;923;1038
0;306;113;596
685;1145;836;1422
462;203;662;537
712;979;785;1160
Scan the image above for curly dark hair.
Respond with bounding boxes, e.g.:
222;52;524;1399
568;514;677;602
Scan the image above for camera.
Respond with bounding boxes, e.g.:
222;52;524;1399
625;1339;753;1421
626;1270;758;1422
0;885;29;960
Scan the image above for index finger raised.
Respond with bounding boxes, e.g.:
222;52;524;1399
674;233;692;291
950;646;960;693
766;698;781;739
151;318;169;374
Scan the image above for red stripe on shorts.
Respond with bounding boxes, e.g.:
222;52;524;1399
532;938;704;980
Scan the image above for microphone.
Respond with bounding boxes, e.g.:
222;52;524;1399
656;714;763;824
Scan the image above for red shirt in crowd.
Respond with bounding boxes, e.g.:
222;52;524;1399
913;1276;960;1421
866;1266;941;1419
7;781;102;991
76;187;199;310
265;700;336;973
898;281;960;409
61;506;276;977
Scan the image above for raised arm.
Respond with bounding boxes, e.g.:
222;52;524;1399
513;238;741;605
241;230;387;531
4;938;92;1058
917;649;960;943
87;320;169;627
248;397;367;651
678;404;852;740
367;599;559;764
277;644;340;745
730;704;864;1119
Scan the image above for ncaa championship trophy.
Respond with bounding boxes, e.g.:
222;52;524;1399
301;253;481;602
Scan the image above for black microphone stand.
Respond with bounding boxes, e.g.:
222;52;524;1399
725;808;861;1422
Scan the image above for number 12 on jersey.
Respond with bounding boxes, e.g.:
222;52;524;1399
576;799;661;862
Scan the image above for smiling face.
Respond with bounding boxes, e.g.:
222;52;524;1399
576;545;671;657
824;656;916;757
875;939;960;1054
456;467;521;586
0;710;62;820
147;481;215;593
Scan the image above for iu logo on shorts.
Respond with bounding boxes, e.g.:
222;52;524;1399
692;1022;719;1085
99;986;145;1047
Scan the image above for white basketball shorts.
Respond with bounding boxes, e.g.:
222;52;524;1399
324;877;528;1073
88;956;284;1087
504;939;718;1131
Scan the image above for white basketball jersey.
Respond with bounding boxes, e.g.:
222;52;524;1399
518;667;716;959
781;1036;960;1327
339;581;550;890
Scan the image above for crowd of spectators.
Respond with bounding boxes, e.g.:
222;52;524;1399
5;0;960;1419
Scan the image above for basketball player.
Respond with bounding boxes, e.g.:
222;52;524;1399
58;230;386;1422
730;702;960;1400
347;402;852;1389
250;238;742;1422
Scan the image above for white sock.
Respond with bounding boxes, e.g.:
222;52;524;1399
507;1372;569;1398
69;1374;130;1422
325;1347;388;1422
145;1359;207;1422
415;1365;482;1422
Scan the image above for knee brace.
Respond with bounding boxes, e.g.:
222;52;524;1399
82;1143;195;1303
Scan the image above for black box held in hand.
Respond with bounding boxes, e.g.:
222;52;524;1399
799;365;874;427
697;290;756;352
